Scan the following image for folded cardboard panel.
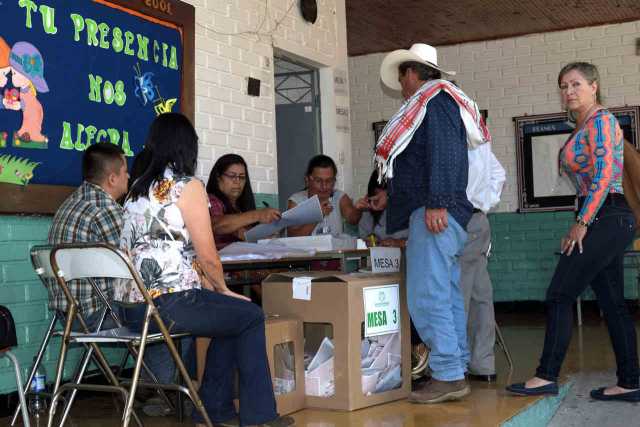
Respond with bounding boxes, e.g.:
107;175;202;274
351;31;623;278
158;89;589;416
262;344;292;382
265;317;305;416
262;272;410;411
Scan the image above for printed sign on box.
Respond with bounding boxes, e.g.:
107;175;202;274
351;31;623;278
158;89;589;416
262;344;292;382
370;247;401;273
363;284;400;337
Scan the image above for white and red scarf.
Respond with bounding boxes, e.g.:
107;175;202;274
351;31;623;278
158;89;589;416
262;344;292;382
374;79;491;179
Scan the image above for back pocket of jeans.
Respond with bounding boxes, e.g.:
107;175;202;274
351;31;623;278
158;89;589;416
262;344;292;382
617;215;635;230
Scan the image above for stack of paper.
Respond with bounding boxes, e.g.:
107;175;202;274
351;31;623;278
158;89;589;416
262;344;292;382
218;241;315;262
258;234;357;252
273;342;296;395
304;337;335;397
360;332;402;395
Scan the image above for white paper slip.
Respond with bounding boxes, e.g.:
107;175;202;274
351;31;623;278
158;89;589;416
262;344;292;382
292;276;312;300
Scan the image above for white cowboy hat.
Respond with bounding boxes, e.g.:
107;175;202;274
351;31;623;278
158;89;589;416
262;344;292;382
380;43;456;91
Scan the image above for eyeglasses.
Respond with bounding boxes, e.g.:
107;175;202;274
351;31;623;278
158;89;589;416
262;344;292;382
221;173;247;182
309;176;336;187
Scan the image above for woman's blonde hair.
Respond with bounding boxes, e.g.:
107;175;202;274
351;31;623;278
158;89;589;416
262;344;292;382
558;62;602;104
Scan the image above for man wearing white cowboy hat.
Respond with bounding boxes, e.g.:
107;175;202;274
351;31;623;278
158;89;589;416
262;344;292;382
375;43;492;404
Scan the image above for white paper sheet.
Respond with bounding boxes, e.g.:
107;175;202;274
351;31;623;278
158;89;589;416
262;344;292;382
218;241;315;262
244;195;324;242
292;276;312;301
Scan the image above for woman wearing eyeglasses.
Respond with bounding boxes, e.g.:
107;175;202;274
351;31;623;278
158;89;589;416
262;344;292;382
206;154;281;249
287;154;364;236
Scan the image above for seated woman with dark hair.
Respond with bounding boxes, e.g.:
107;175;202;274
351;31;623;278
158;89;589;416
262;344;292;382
287;154;364;236
115;113;292;427
128;147;152;190
206;154;281;249
356;170;408;247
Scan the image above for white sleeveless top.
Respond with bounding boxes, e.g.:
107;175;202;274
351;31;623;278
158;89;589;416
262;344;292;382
288;189;346;235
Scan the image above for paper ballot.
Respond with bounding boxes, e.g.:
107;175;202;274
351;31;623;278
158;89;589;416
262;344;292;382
245;195;324;242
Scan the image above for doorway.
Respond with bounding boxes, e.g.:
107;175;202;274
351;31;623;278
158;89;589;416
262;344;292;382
274;56;322;210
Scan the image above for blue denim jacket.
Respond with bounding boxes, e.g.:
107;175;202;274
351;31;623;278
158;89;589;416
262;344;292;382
386;91;473;233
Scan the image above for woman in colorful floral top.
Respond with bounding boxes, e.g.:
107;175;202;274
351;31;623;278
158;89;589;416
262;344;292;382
115;113;292;427
508;63;639;402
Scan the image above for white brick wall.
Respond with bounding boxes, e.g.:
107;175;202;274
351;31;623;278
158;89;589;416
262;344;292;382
349;20;640;212
185;0;352;197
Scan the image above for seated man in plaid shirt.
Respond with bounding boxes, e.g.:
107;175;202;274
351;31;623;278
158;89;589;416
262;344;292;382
48;143;129;330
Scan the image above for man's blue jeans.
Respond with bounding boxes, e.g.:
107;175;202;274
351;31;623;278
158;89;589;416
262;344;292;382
119;289;277;426
407;207;469;381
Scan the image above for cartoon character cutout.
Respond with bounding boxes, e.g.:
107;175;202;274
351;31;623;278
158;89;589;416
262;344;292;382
9;41;49;145
0;37;12;107
0;36;10;147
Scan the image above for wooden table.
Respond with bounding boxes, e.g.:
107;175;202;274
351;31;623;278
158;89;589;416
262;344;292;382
221;249;371;286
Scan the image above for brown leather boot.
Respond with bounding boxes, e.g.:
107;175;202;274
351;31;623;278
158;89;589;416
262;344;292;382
409;378;471;404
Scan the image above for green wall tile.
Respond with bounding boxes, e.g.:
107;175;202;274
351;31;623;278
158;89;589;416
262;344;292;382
0;206;637;393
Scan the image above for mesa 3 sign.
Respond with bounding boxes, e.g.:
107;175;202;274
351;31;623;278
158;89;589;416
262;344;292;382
363;284;400;337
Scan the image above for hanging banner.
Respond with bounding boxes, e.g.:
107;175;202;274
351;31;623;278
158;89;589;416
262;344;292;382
0;0;194;213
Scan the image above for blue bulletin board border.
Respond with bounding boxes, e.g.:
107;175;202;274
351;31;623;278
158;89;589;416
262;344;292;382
0;0;195;214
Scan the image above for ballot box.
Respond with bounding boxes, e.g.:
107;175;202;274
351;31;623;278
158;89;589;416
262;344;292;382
262;272;410;411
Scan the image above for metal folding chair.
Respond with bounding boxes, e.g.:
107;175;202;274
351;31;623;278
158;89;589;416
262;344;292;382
2;349;30;427
495;323;513;371
1;305;30;427
13;245;178;427
47;242;212;427
11;245;115;427
487;242;514;372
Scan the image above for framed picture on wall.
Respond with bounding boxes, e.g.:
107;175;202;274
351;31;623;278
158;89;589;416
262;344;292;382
514;106;640;212
372;121;387;149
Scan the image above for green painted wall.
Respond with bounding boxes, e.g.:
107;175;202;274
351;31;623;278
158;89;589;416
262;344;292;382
0;215;94;394
1;208;638;393
488;211;638;302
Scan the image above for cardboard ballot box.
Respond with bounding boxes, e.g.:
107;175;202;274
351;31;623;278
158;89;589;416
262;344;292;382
262;272;410;411
265;317;305;416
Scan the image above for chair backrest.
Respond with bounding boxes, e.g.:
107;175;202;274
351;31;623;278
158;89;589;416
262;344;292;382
30;244;56;282
50;243;154;310
0;305;18;351
52;243;135;282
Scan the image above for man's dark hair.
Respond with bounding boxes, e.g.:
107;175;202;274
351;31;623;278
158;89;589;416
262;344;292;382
399;61;441;81
82;143;125;184
303;154;338;190
206;153;256;214
305;154;337;177
128;113;199;201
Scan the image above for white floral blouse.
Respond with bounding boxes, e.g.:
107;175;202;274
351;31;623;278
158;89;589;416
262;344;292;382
115;168;201;303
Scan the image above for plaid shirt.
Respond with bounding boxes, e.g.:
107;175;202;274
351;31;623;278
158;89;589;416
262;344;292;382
48;181;123;316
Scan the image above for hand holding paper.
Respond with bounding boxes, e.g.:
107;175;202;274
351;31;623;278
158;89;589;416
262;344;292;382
244;195;324;242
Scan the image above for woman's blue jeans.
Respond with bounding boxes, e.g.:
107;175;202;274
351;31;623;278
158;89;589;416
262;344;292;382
119;288;278;425
536;203;639;389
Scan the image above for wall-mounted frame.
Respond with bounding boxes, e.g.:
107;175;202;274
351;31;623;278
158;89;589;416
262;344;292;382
0;0;195;215
372;120;387;149
514;106;640;212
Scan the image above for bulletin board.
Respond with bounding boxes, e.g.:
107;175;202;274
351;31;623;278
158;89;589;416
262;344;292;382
0;0;194;214
514;106;640;212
